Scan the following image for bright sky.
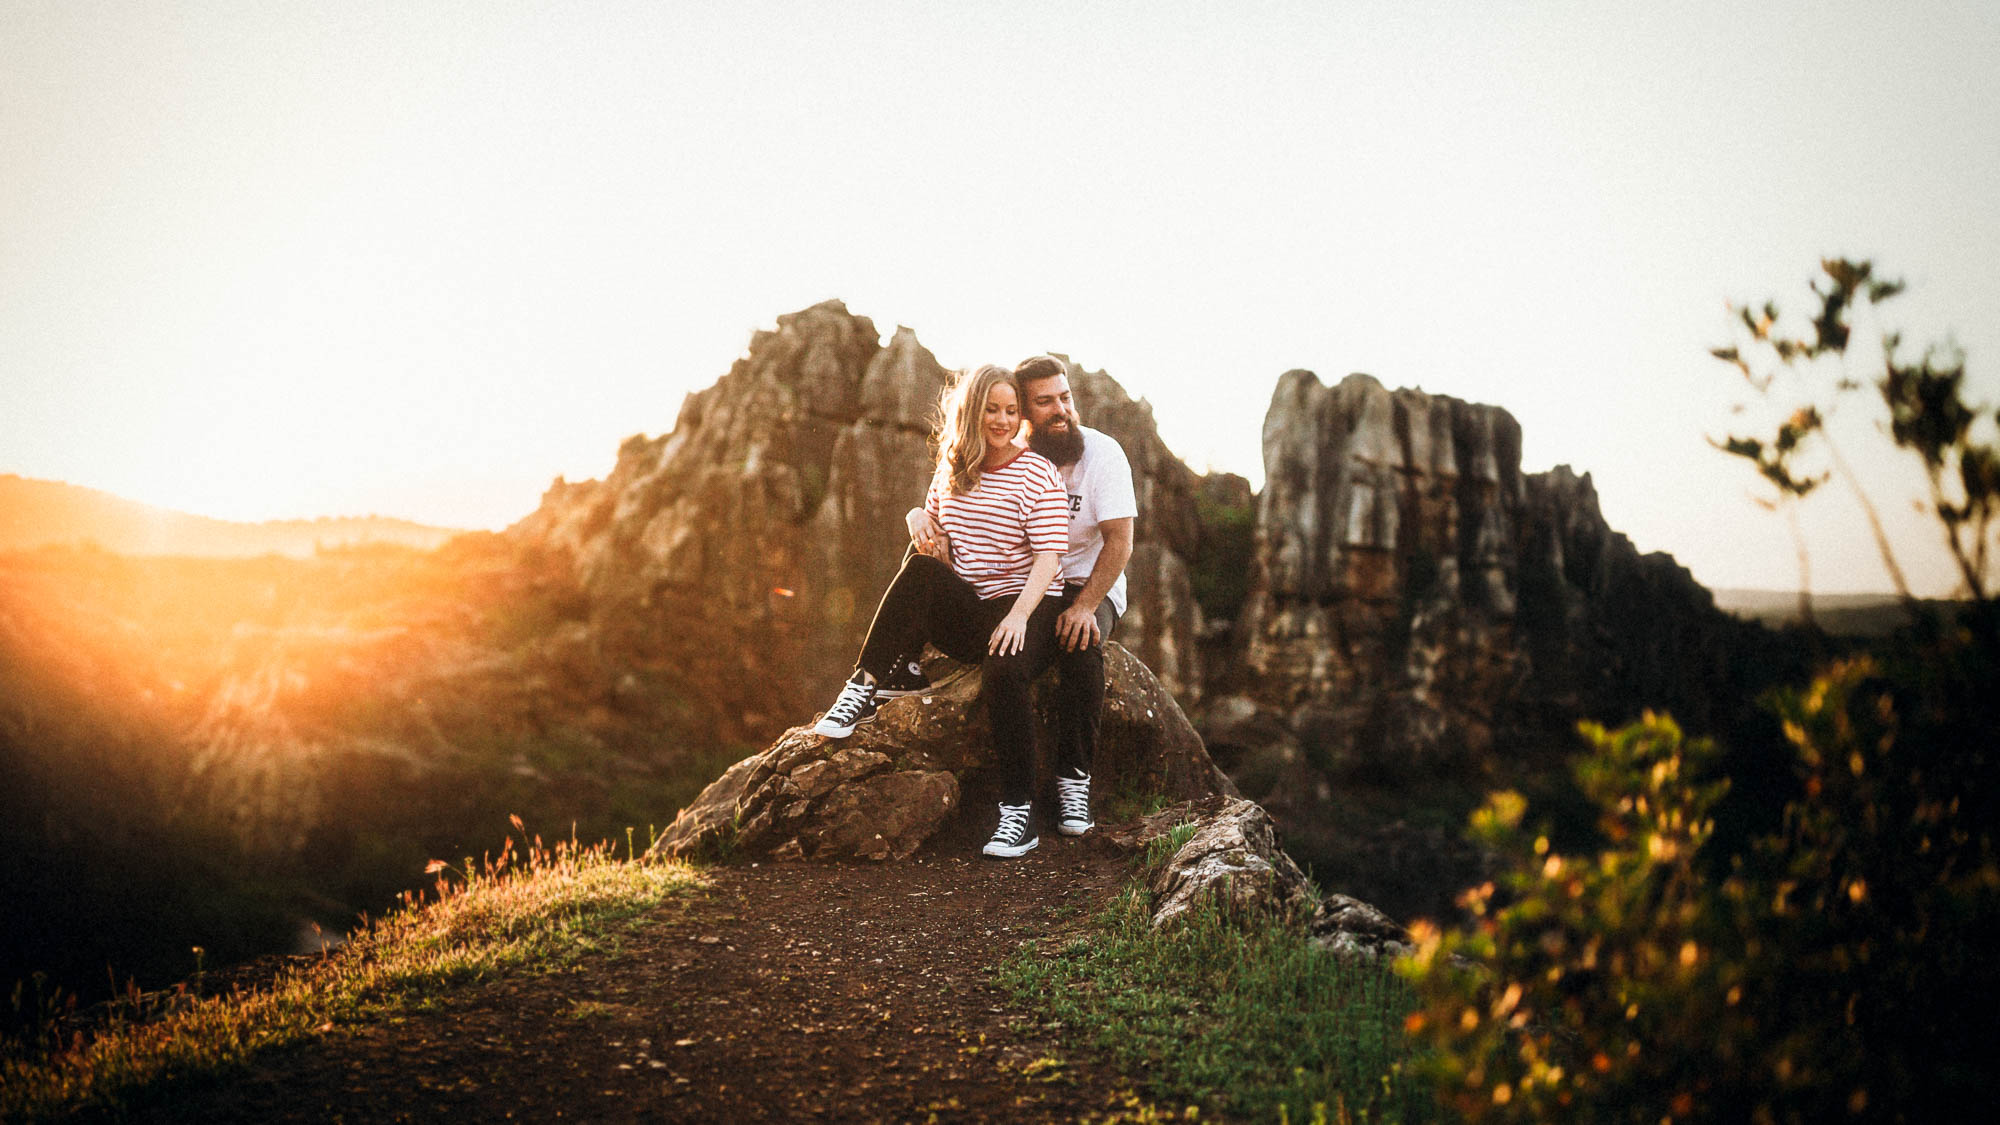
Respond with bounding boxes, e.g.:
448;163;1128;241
4;0;1996;596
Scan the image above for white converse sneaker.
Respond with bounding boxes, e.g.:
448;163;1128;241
1055;772;1094;836
981;802;1038;858
812;674;878;738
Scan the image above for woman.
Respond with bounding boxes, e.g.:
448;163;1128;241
809;363;1068;858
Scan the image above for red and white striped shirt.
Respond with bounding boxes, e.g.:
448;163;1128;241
926;450;1069;600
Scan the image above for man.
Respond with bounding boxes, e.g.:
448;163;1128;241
979;354;1136;856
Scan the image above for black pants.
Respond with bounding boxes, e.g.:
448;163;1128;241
1048;581;1117;791
852;556;1112;806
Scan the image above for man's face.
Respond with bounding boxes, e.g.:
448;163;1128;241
1022;374;1078;434
1022;373;1086;466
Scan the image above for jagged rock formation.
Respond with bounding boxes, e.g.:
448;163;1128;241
648;642;1232;861
1200;371;1772;921
509;303;1210;747
1221;370;1754;764
1225;370;1529;773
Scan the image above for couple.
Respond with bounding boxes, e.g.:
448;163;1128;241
809;355;1136;859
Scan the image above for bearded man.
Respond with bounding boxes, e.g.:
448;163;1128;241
991;353;1135;849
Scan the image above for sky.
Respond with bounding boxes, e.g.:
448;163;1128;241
4;0;1996;596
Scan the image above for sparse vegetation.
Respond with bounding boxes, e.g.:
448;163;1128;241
1140;820;1201;874
0;827;705;1122
1000;883;1430;1123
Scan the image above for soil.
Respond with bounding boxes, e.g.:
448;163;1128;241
123;832;1163;1124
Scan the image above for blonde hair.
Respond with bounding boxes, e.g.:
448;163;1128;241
933;364;1019;495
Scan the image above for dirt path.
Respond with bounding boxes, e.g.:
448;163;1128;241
132;834;1154;1124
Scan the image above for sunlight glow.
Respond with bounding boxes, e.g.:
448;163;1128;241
3;1;1995;594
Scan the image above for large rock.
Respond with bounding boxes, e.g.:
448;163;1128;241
647;643;1233;861
1230;370;1765;777
1097;794;1413;960
1205;370;1775;923
1144;796;1317;926
1233;371;1527;775
506;302;930;746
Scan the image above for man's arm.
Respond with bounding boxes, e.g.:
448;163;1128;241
1055;516;1133;651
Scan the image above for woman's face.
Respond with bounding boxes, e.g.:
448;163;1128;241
981;381;1021;454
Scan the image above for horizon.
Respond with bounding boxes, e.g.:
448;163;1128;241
5;1;1996;598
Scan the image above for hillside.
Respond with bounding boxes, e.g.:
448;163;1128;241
1709;587;1963;637
0;474;464;557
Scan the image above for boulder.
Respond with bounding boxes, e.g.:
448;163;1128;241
1096;794;1413;960
647;642;1232;862
1307;894;1414;961
1144;796;1317;927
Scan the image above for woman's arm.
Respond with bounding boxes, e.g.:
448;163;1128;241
988;551;1062;656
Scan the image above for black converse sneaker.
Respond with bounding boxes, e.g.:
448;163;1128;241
1055;772;1094;836
980;802;1038;858
812;674;878;738
873;656;931;700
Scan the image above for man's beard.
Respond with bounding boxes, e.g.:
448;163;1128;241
1028;414;1085;465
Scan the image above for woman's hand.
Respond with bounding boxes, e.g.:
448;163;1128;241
988;610;1029;656
907;509;948;560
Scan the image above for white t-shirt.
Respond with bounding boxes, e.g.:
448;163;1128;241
1056;425;1139;615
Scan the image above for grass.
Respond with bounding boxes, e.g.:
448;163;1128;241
1140;820;1203;874
1;826;705;1122
998;884;1432;1123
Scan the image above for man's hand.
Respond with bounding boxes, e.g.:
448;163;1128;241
989;611;1029;656
907;509;948;561
1056;602;1101;651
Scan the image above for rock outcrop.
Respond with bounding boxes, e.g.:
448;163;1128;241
509;307;1211;749
1220;371;1759;767
1098;795;1413;960
648;643;1232;861
1200;371;1772;921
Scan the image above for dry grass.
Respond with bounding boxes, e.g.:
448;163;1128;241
1;826;705;1121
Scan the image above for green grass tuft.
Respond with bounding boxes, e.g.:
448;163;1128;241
1140;820;1202;875
1;832;705;1122
999;884;1433;1122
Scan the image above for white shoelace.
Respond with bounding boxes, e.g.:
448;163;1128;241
826;681;873;723
993;803;1032;843
1056;775;1091;822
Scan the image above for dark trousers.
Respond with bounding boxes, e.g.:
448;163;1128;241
851;555;1115;807
1049;581;1117;788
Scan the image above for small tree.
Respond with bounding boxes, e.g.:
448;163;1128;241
1709;258;1999;616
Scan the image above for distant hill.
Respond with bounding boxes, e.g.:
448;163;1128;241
1711;587;1959;637
0;474;466;557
